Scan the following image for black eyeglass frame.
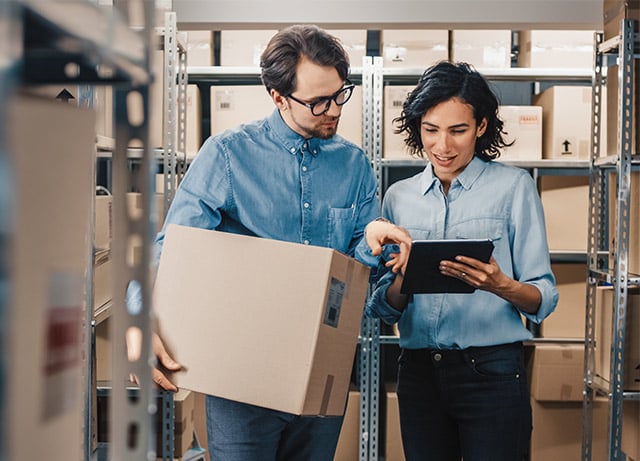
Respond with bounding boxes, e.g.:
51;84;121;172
286;79;355;116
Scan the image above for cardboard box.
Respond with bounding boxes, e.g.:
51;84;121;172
530;398;608;461
219;30;277;66
382;30;449;68
533;85;596;160
153;224;370;415
540;264;587;338
95;194;113;251
540;175;589;252
95;317;112;383
606;63;640;158
334;390;361;461
210;85;274;136
328;29;368;68
594;287;640;391
608;171;640;276
386;384;406;461
186;31;214;67
93;251;112;311
498;105;543;161
450;30;512;69
623;401;640;461
186;84;202;159
518;30;595;69
7;94;94;461
604;0;640;40
383;85;414;159
529;344;585;402
155;389;195;457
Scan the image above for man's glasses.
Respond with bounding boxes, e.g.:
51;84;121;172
286;80;355;116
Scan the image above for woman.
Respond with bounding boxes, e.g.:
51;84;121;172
366;61;558;461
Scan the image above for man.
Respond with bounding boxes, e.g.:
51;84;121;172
148;24;411;460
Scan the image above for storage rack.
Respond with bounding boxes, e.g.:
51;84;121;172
0;1;165;460
582;19;640;461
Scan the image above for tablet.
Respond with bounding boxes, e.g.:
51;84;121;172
400;239;494;294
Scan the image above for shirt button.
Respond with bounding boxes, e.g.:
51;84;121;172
290;147;296;154
302;166;307;172
303;240;310;245
303;202;310;209
313;149;317;154
304;142;308;149
433;353;442;362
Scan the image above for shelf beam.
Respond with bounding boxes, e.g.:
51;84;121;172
173;0;603;30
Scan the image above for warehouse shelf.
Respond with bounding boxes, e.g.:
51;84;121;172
582;20;640;461
20;1;150;85
382;66;593;83
188;65;365;84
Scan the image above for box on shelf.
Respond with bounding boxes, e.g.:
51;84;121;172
594;286;640;391
533;85;598;160
153;224;371;416
185;31;214;67
517;30;595;69
606;62;640;158
333;389;361;461
530;397;608;461
539;263;587;339
450;30;512;69
383;85;414;159
155;389;195;458
608;171;640;276
540;175;589;252
93;250;112;312
498;105;543;161
381;30;449;68
603;0;640;40
186;84;202;159
95;194;113;251
95;317;111;382
219;30;277;66
7;94;94;461
528;344;584;402
327;29;367;68
386;383;406;461
623;401;640;461
210;85;274;136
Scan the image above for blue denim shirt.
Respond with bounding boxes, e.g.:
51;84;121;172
128;110;380;312
366;156;559;349
159;108;379;251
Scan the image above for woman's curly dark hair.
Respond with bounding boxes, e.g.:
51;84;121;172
394;61;513;161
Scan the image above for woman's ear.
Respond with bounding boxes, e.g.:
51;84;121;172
477;118;488;137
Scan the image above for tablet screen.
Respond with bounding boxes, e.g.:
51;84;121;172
400;239;494;294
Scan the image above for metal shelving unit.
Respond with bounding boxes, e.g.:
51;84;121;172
1;2;160;460
582;19;640;461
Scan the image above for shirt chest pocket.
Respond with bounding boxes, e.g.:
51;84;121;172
328;206;356;252
452;218;504;244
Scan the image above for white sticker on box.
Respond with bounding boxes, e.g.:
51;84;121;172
324;277;345;328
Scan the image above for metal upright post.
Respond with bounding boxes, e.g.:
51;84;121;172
582;29;605;461
606;19;635;461
109;1;157;460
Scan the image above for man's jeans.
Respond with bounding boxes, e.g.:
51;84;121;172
206;395;344;461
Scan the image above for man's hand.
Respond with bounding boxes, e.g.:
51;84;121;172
128;331;182;392
365;219;412;274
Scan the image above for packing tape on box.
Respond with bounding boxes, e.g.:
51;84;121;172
319;374;335;416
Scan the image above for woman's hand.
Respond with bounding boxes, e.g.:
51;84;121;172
365;219;412;274
439;255;541;314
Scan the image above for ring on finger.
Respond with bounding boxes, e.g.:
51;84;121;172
461;272;467;279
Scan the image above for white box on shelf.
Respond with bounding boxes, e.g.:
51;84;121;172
498;105;542;161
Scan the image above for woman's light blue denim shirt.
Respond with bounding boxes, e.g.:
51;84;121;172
366;156;559;349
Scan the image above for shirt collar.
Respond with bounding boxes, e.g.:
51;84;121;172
420;156;489;194
266;109;321;156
